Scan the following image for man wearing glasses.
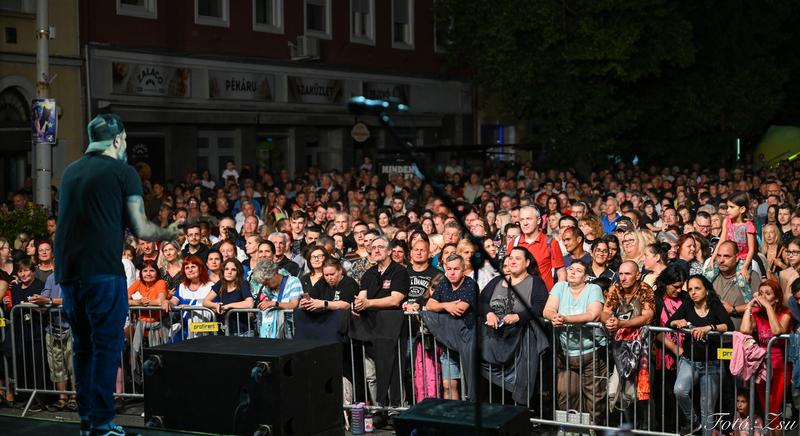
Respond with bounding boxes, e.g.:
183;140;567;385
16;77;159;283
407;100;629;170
354;235;410;313
353;235;410;420
694;212;717;255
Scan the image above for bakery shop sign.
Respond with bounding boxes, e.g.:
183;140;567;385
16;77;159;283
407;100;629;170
208;70;274;101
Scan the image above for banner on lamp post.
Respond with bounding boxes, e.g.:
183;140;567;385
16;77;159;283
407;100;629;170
32;98;57;145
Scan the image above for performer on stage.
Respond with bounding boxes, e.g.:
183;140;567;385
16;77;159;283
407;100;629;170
55;114;180;436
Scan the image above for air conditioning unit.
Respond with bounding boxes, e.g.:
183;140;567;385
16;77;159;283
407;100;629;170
289;35;320;60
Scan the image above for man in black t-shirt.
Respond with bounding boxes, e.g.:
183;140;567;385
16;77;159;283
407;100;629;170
355;236;410;310
55;114;179;434
406;238;440;312
353;236;410;409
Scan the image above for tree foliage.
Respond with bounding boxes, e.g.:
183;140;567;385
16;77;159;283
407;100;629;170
435;0;800;167
0;205;49;243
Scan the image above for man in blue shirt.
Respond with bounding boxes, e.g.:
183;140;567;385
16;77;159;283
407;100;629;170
601;196;621;235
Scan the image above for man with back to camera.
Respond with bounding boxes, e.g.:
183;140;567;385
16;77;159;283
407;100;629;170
55;114;180;436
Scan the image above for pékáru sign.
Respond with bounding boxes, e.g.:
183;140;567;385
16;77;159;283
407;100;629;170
351;122;370;142
208;70;274;101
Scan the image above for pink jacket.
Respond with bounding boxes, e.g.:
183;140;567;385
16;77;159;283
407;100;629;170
730;331;767;384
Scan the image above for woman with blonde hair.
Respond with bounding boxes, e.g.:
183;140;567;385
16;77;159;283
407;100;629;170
157;240;183;293
639;229;656;246
546;212;561;243
456;238;498;291
494;211;511;237
428;233;444;259
760;223;786;277
620;230;646;268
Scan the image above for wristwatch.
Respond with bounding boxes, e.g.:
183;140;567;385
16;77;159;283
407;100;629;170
324;300;329;310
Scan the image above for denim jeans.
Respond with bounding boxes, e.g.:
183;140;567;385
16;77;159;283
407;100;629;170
61;275;128;427
673;357;720;433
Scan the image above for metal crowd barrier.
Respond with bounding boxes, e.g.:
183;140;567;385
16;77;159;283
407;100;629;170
122;305;217;399
9;304;216;415
331;314;774;436
223;308;292;338
8;301;796;435
0;306;11;406
9;303;73;416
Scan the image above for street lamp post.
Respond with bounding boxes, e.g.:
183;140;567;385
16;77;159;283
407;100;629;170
34;0;52;210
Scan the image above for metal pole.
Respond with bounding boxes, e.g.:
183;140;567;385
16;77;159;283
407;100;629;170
34;0;52;210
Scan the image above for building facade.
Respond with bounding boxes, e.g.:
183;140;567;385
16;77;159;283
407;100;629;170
0;0;83;199
81;0;472;183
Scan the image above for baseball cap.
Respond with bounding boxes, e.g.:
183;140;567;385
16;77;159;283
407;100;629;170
615;221;633;233
86;113;125;153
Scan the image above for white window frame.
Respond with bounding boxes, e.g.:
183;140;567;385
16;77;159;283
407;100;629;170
391;0;414;50
116;0;157;20
195;0;229;28
304;0;332;40
349;0;375;46
252;0;283;34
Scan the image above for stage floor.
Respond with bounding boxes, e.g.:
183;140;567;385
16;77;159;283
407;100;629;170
0;400;398;435
0;414;201;435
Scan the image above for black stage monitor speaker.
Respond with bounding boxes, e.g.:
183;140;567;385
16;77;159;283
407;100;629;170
393;398;531;436
143;336;343;436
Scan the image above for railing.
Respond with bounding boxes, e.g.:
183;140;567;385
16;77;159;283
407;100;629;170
7;303;794;435
8;304;216;416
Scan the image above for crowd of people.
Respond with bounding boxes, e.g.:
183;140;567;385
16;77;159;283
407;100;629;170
2;156;800;435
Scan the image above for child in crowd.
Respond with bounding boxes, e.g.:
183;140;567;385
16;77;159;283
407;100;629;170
713;191;757;281
732;392;763;436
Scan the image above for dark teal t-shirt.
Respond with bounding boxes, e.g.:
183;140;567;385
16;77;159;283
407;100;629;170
54;153;143;283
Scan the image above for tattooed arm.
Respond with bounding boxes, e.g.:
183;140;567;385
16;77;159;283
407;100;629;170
126;195;181;241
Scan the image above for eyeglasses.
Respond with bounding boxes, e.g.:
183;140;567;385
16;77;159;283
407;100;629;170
787;250;800;256
311;254;326;260
566;266;586;273
695;224;711;229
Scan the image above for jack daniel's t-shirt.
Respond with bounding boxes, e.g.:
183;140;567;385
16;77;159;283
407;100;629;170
406;264;440;304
